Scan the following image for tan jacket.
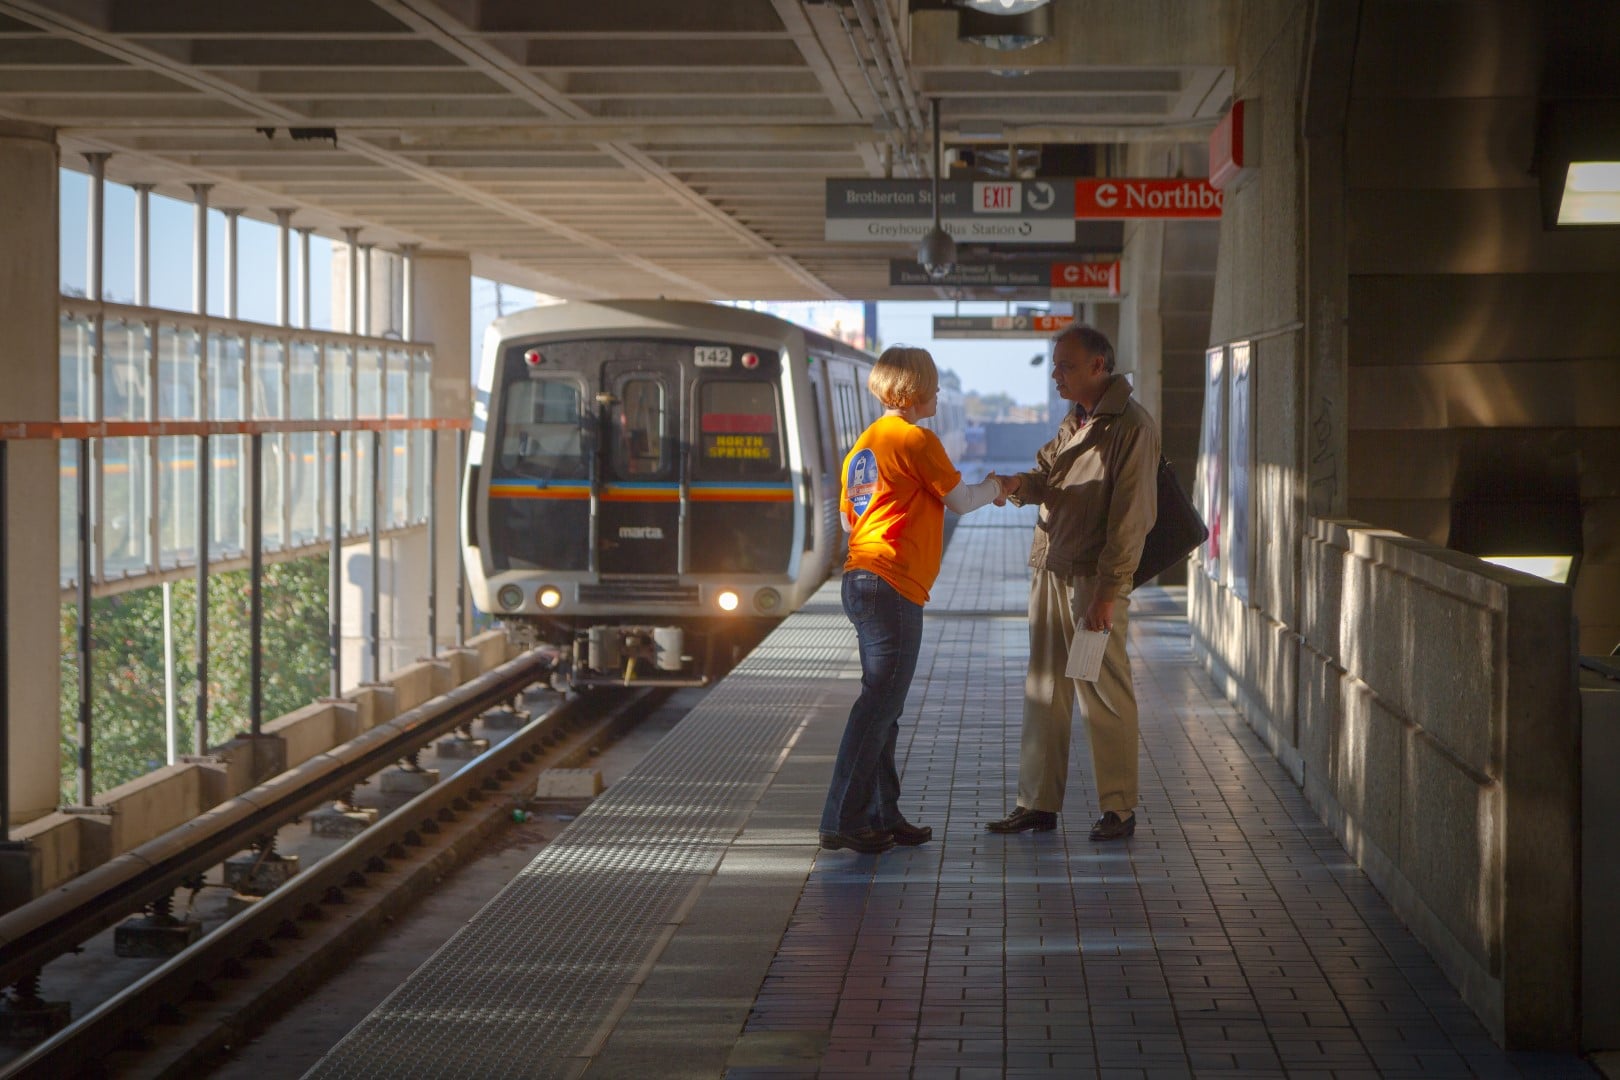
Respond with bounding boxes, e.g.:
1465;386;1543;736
1010;375;1160;600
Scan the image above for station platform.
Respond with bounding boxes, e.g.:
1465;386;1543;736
306;506;1596;1080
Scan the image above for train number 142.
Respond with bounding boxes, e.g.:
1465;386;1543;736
693;346;732;368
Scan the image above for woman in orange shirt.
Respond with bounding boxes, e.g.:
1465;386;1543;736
820;347;1003;854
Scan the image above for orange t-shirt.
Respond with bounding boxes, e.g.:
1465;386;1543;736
841;416;962;605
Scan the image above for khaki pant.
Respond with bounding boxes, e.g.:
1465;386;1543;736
1018;570;1138;814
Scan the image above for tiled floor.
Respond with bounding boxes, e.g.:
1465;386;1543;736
730;512;1596;1079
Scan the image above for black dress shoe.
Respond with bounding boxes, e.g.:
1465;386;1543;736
819;827;896;854
888;820;932;846
986;806;1057;833
1089;811;1136;841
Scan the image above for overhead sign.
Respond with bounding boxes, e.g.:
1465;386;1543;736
890;261;1049;288
1210;99;1258;190
892;259;1122;299
826;178;1075;243
932;313;1075;339
1049;260;1121;299
1073;178;1224;219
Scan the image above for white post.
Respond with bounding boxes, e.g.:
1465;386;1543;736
298;226;314;330
132;183;152;307
222;208;240;320
273;209;293;329
163;580;176;765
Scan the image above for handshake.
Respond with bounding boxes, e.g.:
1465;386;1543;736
981;472;1021;507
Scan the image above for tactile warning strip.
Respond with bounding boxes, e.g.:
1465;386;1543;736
305;607;856;1080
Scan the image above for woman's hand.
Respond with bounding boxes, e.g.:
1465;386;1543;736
993;473;1021;501
984;471;1008;506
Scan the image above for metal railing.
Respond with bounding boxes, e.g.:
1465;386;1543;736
0;410;471;830
57;298;440;594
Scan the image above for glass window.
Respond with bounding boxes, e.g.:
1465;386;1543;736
498;378;588;481
611;377;667;479
104;319;150;422
696;381;782;480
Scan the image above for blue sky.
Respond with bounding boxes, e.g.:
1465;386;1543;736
63;170;1053;405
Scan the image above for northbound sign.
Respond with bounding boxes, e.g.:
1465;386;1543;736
1073;178;1224;219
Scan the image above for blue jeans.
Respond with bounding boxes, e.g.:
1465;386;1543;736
820;569;924;835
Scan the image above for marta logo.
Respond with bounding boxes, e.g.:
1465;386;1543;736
846;448;878;517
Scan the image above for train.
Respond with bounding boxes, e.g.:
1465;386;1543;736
461;299;964;685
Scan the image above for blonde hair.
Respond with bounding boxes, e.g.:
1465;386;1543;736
868;346;938;409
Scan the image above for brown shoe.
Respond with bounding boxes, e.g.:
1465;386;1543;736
820;827;896;854
888;819;932;846
987;806;1057;833
1088;811;1136;841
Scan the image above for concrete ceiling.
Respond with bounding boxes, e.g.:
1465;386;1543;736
0;0;1235;300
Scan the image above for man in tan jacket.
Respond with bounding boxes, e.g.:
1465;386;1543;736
988;324;1159;841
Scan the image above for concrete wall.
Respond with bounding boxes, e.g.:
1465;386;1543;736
1290;520;1576;1046
1115;143;1219;587
1341;0;1620;656
1190;0;1591;1050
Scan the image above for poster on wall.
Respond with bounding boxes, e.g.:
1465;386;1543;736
1195;345;1225;581
1227;341;1252;601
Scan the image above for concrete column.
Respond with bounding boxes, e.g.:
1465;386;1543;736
334;252;471;674
0;120;62;825
398;253;472;659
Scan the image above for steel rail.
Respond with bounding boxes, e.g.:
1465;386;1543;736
1;684;653;1079
0;649;549;992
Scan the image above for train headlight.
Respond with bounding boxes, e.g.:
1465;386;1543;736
717;589;740;612
537;586;562;609
754;588;782;613
497;584;524;611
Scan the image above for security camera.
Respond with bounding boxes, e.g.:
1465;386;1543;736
917;226;957;280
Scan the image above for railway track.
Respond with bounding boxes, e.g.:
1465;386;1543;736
0;659;667;1079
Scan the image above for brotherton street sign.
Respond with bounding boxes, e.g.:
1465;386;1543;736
826;178;1075;243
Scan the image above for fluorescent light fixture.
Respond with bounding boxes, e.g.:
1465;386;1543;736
1480;555;1575;584
1535;100;1620;228
1556;160;1620;224
959;0;1050;13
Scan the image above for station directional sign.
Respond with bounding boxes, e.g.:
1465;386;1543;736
828;177;1223;240
892;259;1121;298
826;178;1075;243
1073;178;1224;219
932;313;1075;339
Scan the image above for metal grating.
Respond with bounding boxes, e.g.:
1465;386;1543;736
305;610;856;1080
578;579;701;605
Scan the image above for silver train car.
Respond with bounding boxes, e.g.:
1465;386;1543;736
464;299;920;684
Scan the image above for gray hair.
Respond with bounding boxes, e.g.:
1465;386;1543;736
1051;324;1115;374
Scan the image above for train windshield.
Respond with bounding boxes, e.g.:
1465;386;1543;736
498;377;588;481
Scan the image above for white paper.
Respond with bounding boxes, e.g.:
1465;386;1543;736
1065;628;1110;682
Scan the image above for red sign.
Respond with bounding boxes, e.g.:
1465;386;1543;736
1073;179;1223;219
1049;261;1121;296
1210;100;1252;190
1031;314;1073;333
